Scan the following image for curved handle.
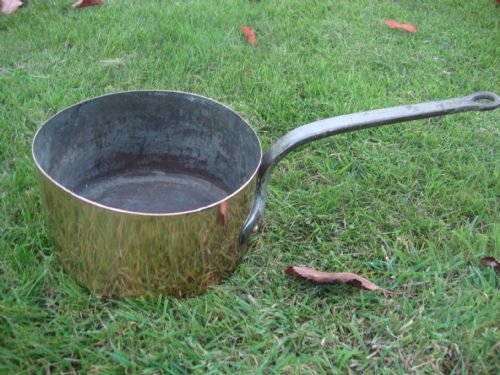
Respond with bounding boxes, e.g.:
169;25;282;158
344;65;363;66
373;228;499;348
239;91;500;244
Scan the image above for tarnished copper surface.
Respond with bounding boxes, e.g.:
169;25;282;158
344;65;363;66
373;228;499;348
38;171;255;298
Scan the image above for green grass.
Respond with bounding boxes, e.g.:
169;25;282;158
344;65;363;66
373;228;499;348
1;0;499;373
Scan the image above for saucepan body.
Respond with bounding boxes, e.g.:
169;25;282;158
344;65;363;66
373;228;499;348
33;91;262;297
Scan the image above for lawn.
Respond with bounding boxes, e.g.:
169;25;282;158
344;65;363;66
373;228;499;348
0;0;499;373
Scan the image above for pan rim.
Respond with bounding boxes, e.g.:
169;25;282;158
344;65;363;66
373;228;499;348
32;89;263;217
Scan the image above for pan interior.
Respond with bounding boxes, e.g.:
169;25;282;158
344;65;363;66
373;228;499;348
33;91;262;214
74;167;229;214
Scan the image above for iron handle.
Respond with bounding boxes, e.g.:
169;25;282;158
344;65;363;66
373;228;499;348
239;91;500;244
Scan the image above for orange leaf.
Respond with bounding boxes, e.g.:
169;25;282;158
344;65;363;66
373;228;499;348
1;0;23;14
285;266;404;296
384;19;417;33
73;0;103;8
240;26;257;45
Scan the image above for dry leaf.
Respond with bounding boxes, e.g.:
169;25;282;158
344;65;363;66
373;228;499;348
1;0;23;14
241;26;257;44
72;0;103;8
384;20;417;33
285;266;403;296
480;257;500;272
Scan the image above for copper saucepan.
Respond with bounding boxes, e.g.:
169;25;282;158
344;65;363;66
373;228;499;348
32;91;499;297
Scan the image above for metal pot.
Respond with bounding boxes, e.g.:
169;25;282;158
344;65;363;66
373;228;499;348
32;91;499;297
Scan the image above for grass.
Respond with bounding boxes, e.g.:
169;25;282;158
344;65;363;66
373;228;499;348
0;0;499;373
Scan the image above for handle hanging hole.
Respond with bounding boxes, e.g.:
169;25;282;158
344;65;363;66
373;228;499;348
471;93;496;104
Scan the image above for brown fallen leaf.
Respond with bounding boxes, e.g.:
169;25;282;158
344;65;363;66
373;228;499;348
72;0;103;8
285;266;404;296
1;0;23;14
480;257;500;272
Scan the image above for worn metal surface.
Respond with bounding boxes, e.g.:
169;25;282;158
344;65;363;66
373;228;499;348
33;91;261;215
